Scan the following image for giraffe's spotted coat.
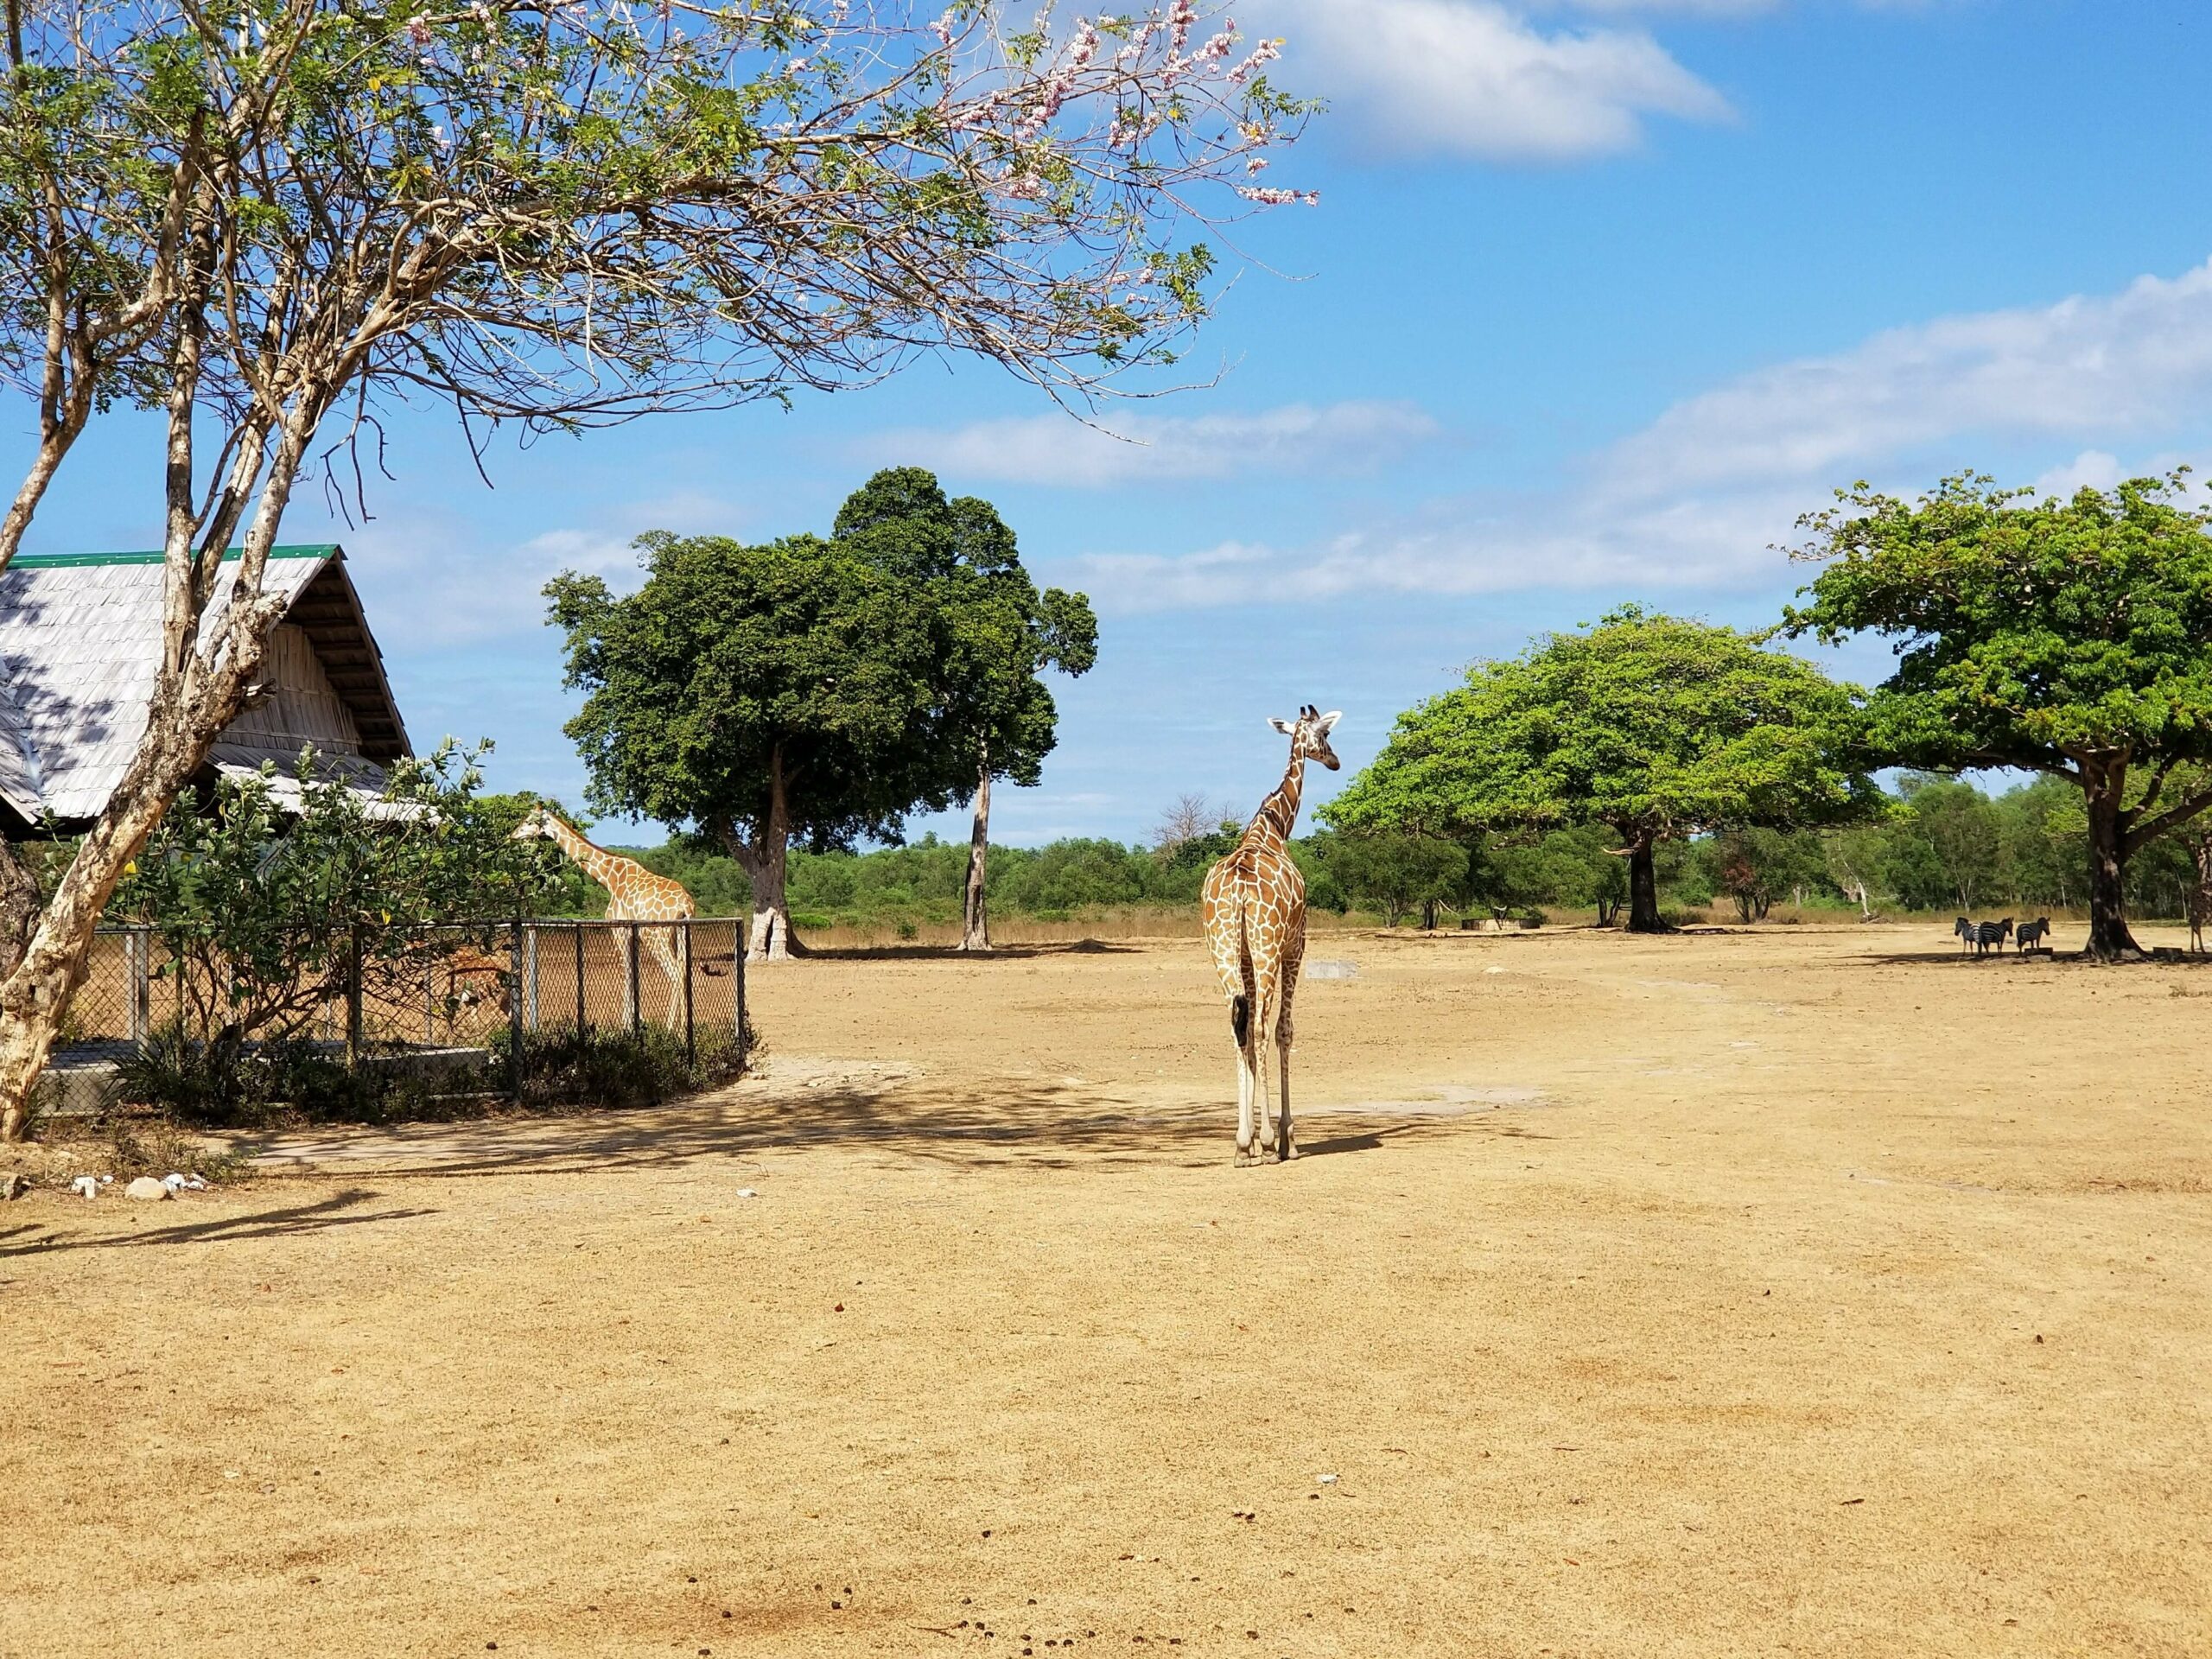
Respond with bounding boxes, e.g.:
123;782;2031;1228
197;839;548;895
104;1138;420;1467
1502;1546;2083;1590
516;808;696;1029
1201;706;1340;1166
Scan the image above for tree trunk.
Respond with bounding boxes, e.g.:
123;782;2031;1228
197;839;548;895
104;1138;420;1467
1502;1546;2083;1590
1853;880;1872;921
1625;836;1662;932
960;760;991;953
2084;785;2140;961
739;747;801;965
0;671;270;1139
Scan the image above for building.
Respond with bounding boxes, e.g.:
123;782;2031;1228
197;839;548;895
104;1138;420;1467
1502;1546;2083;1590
0;544;409;833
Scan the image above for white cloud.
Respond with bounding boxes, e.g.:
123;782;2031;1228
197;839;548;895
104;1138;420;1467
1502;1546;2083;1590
1253;0;1732;161
1053;259;2212;613
861;400;1440;488
1604;262;2212;498
342;490;743;645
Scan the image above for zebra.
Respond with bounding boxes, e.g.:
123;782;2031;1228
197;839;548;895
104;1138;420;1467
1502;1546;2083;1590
1974;918;2013;957
2015;917;2051;955
1954;916;1977;952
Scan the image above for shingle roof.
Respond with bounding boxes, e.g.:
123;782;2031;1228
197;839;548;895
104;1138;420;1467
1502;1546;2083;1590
0;545;410;828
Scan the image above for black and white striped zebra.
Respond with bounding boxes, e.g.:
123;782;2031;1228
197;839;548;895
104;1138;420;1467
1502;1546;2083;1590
1954;916;1976;952
1974;918;2013;957
2015;917;2051;954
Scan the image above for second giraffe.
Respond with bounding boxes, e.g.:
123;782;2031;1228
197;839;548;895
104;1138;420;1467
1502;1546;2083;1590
1201;704;1341;1166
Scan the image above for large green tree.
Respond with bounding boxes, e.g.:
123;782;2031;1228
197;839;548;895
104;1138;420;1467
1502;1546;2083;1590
1780;474;2212;958
549;531;955;962
1327;607;1874;931
0;0;1313;1140
830;467;1097;951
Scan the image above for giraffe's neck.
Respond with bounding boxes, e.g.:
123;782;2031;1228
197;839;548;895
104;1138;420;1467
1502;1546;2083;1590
545;817;633;897
1245;752;1306;849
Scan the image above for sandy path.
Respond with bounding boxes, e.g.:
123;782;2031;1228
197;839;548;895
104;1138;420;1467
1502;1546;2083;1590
2;924;2206;1656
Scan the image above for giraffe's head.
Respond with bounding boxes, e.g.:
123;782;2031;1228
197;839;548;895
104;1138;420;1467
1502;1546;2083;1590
1269;704;1343;771
511;805;561;842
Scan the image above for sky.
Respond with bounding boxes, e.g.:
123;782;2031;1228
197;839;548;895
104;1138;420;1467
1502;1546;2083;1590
18;0;2212;847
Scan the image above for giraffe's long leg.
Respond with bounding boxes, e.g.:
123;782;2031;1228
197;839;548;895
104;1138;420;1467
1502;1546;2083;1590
1276;931;1304;1161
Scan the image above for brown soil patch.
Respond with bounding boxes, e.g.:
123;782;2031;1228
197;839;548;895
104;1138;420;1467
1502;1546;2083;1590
3;924;2209;1656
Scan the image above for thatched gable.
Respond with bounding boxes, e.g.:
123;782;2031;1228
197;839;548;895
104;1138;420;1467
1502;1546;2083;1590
0;544;409;832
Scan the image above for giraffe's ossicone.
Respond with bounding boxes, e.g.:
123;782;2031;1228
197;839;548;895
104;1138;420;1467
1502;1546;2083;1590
1201;705;1341;1166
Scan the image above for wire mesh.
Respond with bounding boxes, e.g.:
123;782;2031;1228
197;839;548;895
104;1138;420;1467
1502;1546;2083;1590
67;918;747;1083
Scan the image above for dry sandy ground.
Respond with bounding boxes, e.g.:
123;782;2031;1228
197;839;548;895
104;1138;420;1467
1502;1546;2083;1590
3;923;2209;1658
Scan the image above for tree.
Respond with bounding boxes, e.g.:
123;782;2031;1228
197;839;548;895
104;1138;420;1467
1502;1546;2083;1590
106;744;563;1114
1823;823;1891;920
1313;831;1468;928
1887;775;2001;912
550;531;951;963
1781;474;2212;959
0;0;1315;1137
1325;607;1875;932
1155;793;1224;858
830;467;1096;951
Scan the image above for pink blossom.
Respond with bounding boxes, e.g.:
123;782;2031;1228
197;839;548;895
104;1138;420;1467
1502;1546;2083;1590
406;18;432;47
1236;185;1317;207
1168;0;1197;52
932;9;955;48
1227;37;1280;86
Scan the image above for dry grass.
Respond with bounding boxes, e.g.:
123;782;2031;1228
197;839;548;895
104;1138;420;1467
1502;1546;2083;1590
2;922;2208;1656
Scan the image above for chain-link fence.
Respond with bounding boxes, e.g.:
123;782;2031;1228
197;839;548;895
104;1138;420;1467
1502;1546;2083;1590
61;917;746;1085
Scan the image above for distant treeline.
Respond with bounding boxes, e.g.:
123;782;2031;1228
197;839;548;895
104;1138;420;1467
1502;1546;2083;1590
566;771;2171;931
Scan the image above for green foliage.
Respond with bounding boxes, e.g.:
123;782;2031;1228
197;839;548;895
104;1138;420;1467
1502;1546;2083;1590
550;532;954;849
1329;606;1875;846
1781;474;2212;779
499;1023;748;1114
1781;472;2212;949
1308;831;1469;926
106;745;564;1081
830;466;1098;796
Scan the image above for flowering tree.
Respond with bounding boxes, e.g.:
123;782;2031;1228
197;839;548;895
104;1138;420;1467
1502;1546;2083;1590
0;0;1313;1138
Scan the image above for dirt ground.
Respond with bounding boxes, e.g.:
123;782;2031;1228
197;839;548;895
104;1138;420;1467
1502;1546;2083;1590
3;923;2209;1657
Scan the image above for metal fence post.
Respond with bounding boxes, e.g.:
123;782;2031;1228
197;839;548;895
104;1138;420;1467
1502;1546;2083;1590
524;925;539;1033
509;918;524;1102
626;921;641;1035
734;924;747;1078
574;921;586;1033
127;927;150;1045
345;922;364;1070
683;920;695;1066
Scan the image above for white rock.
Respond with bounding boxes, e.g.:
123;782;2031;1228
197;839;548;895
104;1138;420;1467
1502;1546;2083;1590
736;1188;759;1198
0;1173;26;1200
70;1175;99;1199
1319;1473;1339;1485
124;1176;170;1201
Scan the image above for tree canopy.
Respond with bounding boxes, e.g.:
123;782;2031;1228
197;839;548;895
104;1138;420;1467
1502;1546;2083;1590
830;467;1097;947
1326;606;1874;931
1779;472;2212;957
831;467;1097;796
0;0;1319;1135
548;527;956;957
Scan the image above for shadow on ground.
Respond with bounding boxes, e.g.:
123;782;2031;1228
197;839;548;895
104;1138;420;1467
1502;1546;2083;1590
220;1066;1518;1180
0;1187;434;1257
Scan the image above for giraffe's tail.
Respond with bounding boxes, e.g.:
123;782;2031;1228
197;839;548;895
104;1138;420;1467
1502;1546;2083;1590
1230;993;1250;1049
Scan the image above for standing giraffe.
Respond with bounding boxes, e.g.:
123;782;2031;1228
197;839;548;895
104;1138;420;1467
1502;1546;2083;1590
1202;705;1341;1166
513;808;696;1030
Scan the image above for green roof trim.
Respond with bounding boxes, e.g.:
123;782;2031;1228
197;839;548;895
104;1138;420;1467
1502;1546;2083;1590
11;544;339;569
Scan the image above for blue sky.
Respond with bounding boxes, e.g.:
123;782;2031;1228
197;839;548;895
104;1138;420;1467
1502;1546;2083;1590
21;0;2212;846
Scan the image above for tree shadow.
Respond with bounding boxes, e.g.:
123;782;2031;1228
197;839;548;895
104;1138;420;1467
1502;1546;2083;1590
0;1187;435;1256
226;1074;1503;1179
792;940;1143;963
